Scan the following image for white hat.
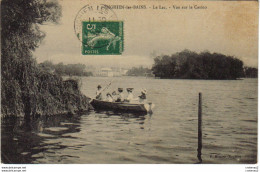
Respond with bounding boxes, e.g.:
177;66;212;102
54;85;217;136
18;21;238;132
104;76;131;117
141;89;147;94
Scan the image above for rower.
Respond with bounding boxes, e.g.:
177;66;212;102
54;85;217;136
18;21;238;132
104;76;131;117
125;88;134;103
95;85;103;100
115;88;124;102
139;89;147;103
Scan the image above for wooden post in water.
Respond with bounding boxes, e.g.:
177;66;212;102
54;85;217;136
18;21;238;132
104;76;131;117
197;92;202;163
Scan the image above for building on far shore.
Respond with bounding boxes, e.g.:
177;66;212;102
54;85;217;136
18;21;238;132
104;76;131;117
94;67;128;77
97;68;113;77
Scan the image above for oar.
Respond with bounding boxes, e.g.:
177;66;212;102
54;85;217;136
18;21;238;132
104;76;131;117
96;81;112;99
101;81;112;93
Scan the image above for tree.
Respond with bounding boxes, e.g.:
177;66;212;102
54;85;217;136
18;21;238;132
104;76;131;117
244;67;258;78
2;0;62;117
2;0;89;118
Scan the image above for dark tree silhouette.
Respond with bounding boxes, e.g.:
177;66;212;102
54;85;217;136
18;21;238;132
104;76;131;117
244;67;258;78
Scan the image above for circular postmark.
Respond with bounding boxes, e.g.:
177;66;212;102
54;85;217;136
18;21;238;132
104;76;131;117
74;4;118;48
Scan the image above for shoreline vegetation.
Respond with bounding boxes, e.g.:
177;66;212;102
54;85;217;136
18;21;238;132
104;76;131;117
39;61;93;77
126;66;153;77
1;0;91;118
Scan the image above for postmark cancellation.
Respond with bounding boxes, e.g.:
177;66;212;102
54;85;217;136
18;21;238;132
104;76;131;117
74;4;124;55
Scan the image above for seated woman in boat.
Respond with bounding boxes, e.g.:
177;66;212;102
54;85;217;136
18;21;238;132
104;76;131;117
106;93;114;102
96;85;103;100
124;88;136;103
115;88;124;102
138;89;147;103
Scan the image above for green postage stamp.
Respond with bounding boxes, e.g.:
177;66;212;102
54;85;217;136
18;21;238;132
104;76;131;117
82;21;124;55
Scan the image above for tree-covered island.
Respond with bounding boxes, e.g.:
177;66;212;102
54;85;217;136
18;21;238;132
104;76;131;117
152;50;257;79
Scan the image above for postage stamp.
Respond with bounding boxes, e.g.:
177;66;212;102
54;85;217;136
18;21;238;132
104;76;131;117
82;21;124;55
73;4;123;55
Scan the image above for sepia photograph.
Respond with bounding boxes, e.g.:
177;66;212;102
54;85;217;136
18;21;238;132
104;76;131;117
1;0;258;169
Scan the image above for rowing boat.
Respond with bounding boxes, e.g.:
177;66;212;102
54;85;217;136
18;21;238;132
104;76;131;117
90;99;154;113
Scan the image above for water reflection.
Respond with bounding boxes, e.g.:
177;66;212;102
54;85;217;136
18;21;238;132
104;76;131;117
2;78;258;164
1;113;84;164
1;110;151;164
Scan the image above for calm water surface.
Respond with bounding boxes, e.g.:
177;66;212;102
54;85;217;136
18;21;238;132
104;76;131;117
1;77;257;164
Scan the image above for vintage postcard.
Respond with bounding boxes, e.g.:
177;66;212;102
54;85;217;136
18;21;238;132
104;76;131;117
1;0;258;170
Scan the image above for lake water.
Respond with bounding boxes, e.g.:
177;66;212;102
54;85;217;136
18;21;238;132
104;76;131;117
1;77;257;164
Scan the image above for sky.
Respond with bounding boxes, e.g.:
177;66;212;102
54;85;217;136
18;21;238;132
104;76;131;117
33;0;258;68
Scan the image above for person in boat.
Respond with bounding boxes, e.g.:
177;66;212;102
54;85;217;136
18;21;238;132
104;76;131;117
139;89;147;103
115;88;124;102
95;85;103;100
125;88;135;103
106;93;113;102
111;91;118;101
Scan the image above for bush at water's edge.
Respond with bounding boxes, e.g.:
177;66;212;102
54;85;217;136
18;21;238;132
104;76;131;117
1;65;91;118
